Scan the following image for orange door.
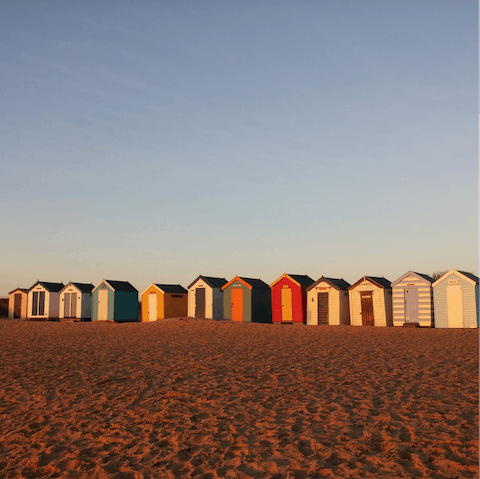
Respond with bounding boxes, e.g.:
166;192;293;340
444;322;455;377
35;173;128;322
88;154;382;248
231;288;243;321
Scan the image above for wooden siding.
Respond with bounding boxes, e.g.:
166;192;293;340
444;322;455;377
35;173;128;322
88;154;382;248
272;277;303;323
433;272;478;328
307;283;339;325
141;285;160;321
349;280;390;327
212;288;224;320
223;281;252;322
59;284;92;320
27;285;60;320
164;293;188;318
188;280;214;318
392;273;433;327
92;282;115;321
8;290;28;319
113;291;138;322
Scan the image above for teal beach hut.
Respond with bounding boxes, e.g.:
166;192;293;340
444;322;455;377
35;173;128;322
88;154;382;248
92;280;138;322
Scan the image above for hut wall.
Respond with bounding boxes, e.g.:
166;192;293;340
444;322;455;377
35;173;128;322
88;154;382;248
306;282;341;325
340;290;350;325
271;277;303;323
141;285;160;321
114;292;138;322
212;288;224;320
252;288;272;323
433;273;478;328
349;281;387;327
8;291;28;319
81;293;92;319
188;280;213;318
223;281;252;322
92;284;115;321
164;293;188;318
392;274;432;327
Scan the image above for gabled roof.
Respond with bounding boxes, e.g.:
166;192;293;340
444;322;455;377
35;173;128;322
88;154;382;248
432;269;479;287
348;276;391;290
458;271;479;283
154;284;187;294
8;288;28;295
270;273;315;288
222;276;270;290
104;280;138;292
391;271;434;288
68;282;94;293
188;275;228;289
306;276;351;292
28;281;65;293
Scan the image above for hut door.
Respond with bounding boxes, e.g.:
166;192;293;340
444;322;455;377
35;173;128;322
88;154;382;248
317;292;329;325
32;291;45;316
447;285;463;328
360;292;374;326
14;294;22;318
404;288;418;323
281;288;293;322
231;288;243;321
148;293;157;321
195;288;206;318
98;289;108;321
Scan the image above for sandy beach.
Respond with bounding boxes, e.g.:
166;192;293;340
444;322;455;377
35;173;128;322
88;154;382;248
0;319;478;479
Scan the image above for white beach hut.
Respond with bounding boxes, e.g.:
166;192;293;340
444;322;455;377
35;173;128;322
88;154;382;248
59;282;94;321
27;281;65;320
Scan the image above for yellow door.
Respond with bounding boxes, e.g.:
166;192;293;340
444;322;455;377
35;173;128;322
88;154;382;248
231;288;243;321
98;289;108;321
447;285;463;328
281;288;293;322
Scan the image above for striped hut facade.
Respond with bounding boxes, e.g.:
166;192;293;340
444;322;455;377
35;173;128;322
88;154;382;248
391;271;434;327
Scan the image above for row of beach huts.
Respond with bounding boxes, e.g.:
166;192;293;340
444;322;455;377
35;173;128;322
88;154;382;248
6;269;479;328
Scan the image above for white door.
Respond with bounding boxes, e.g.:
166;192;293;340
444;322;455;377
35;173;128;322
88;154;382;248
447;285;463;328
148;293;157;321
98;289;109;321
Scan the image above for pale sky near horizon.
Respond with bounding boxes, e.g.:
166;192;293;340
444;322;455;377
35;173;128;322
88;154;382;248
1;1;478;296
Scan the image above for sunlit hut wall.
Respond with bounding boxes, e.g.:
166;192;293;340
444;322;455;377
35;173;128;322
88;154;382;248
432;269;479;328
222;276;272;323
141;284;188;322
348;276;393;327
270;273;314;323
27;281;64;320
92;280;138;322
187;275;227;320
59;282;94;321
8;288;28;319
391;272;434;327
306;277;351;326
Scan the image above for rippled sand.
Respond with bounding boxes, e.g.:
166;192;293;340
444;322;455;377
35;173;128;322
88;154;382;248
0;319;478;478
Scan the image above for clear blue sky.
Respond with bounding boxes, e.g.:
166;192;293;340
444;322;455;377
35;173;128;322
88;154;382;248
1;1;478;295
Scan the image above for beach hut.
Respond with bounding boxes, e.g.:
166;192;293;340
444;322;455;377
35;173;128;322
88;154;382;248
348;276;393;327
187;275;227;320
270;273;314;323
92;280;138;322
391;271;434;327
59;282;94;321
432;269;479;328
141;284;188;322
222;276;271;323
8;288;28;319
306;277;351;326
27;281;65;320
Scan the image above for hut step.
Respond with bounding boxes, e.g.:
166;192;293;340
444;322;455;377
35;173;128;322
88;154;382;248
403;322;420;328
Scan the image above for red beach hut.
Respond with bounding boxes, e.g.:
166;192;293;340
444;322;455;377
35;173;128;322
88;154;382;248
270;273;314;323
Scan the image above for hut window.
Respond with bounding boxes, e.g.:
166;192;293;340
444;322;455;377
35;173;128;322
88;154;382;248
172;294;183;298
